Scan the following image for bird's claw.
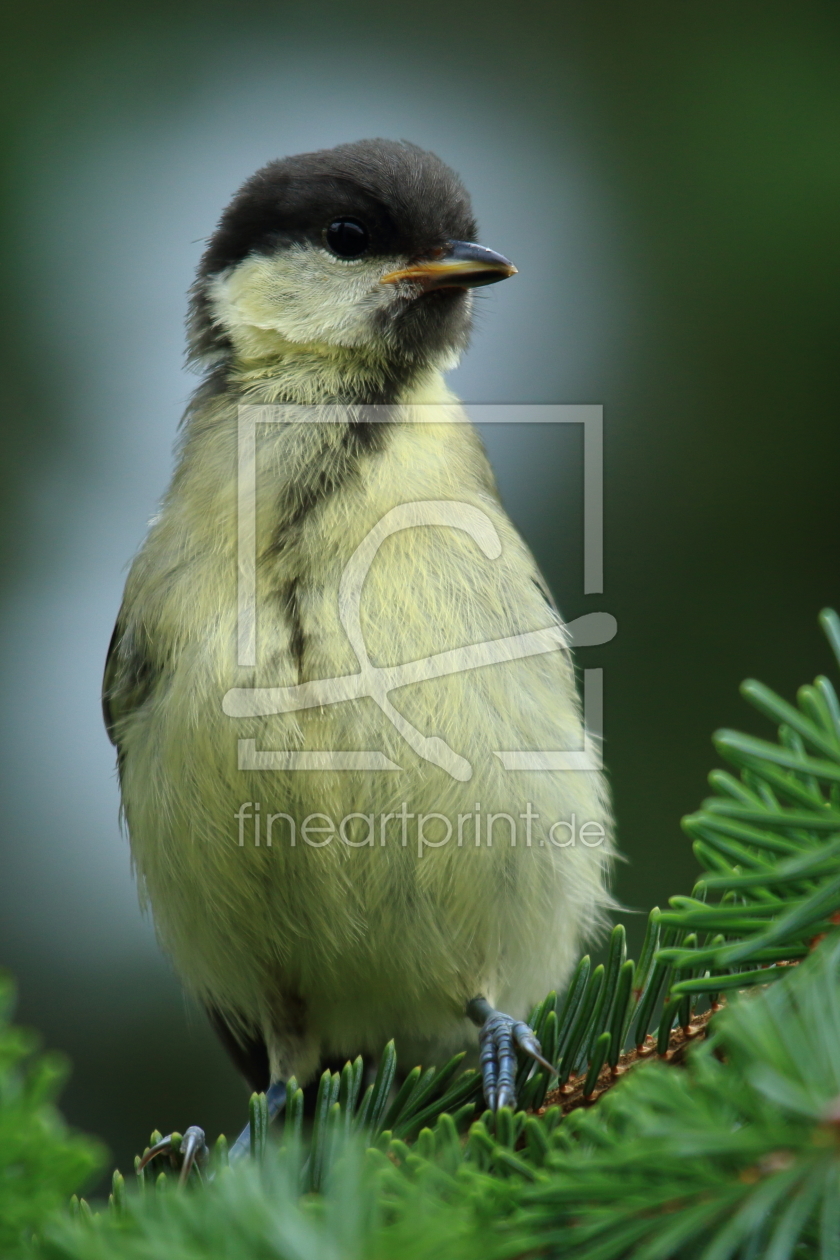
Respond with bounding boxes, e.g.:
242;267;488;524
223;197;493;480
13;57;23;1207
478;1011;554;1111
138;1124;209;1185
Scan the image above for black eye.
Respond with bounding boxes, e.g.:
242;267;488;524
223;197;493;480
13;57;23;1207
324;218;369;258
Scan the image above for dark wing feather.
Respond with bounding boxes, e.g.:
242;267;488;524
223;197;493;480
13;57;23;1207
101;614;161;752
206;1006;271;1095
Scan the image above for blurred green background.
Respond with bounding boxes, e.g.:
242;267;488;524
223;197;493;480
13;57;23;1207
0;1;838;1184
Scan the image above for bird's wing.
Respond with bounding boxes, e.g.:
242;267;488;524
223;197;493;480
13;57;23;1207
101;613;160;749
104;627;276;1094
205;1006;271;1095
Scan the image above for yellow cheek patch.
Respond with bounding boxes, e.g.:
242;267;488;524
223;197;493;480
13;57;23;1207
210;249;394;354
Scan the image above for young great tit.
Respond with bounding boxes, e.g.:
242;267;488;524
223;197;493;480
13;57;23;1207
103;139;613;1170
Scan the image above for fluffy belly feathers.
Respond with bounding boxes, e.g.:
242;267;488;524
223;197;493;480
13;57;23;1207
117;417;611;1070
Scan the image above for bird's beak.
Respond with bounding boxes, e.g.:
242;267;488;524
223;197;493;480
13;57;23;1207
380;240;517;291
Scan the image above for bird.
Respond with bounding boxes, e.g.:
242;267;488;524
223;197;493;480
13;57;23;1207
102;138;613;1175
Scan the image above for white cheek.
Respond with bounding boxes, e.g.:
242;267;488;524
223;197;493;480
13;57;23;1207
209;248;402;350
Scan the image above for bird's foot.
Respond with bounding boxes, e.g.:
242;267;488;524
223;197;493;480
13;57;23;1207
138;1125;209;1186
228;1080;287;1162
467;996;554;1111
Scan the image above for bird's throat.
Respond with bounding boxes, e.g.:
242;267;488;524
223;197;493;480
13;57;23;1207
226;334;449;408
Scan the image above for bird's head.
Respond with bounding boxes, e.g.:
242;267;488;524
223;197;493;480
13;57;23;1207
189;139;516;398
